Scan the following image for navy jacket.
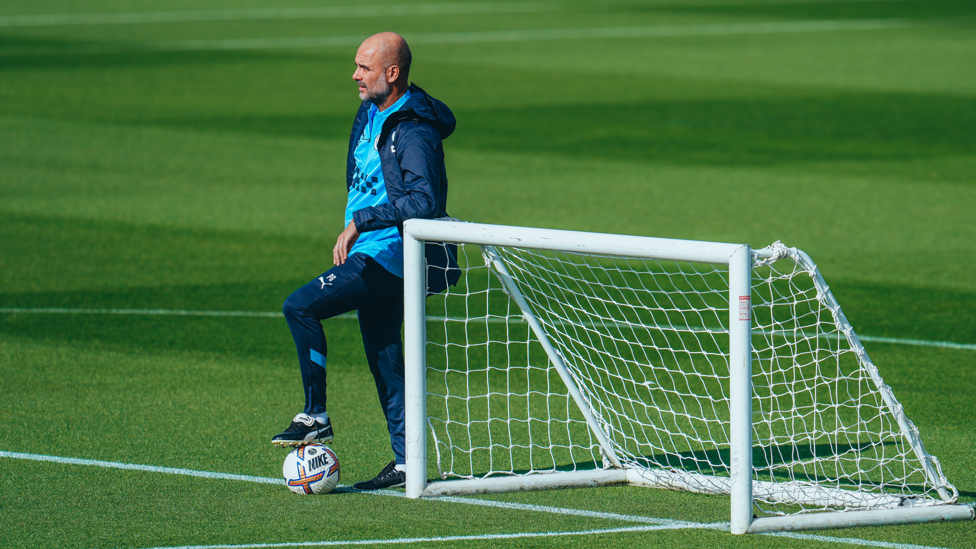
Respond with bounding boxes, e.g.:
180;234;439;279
346;85;459;293
348;84;455;233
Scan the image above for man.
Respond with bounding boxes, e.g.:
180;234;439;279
274;32;456;490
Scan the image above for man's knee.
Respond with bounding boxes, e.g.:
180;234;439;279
283;289;307;320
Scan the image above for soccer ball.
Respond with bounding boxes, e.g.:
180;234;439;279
282;443;340;495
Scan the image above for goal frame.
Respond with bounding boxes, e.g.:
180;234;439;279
401;218;974;534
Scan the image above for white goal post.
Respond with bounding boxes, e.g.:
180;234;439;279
401;219;974;534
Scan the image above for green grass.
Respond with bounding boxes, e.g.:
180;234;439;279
1;0;974;547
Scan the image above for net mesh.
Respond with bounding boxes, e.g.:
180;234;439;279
423;240;955;515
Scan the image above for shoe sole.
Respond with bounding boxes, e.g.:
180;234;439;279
352;480;404;490
271;433;334;448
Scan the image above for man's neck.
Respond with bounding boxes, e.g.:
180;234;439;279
374;85;408;112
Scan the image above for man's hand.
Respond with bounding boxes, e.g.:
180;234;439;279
333;221;361;266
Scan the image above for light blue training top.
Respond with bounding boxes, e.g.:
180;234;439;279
346;90;412;278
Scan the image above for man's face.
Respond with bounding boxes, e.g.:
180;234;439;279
352;45;391;105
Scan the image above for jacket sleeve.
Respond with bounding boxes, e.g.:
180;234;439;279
353;123;442;232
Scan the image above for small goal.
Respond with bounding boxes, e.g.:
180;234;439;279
401;219;973;534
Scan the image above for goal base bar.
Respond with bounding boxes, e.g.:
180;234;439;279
415;469;973;533
748;505;975;533
419;469;629;497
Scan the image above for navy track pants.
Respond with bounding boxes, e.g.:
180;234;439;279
282;253;406;464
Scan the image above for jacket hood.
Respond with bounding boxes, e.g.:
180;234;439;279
377;84;456;145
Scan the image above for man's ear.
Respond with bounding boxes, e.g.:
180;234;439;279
386;64;400;83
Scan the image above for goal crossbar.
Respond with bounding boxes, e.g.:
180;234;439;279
401;219;974;534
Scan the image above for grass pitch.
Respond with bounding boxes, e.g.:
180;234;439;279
1;1;974;548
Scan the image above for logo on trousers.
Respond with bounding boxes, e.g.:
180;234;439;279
318;274;336;288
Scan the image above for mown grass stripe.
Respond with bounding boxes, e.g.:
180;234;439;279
0;450;686;525
118;524;712;549
2;307;973;351
127;527;960;549
0;2;563;27
0;451;956;549
762;531;959;549
0;19;930;57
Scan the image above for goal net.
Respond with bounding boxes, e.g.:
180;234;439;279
401;220;970;533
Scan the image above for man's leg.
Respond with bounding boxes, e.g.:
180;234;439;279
351;259;408;490
359;291;406;463
276;254;374;446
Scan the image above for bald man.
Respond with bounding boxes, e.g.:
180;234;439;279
276;32;458;490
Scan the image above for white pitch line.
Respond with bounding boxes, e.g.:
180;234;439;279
0;451;959;549
432;495;699;526
2;306;974;352
123;524;708;549
851;334;976;351
0;450;669;525
0;2;563;27
0;306;357;321
0;306;288;318
0;450;285;485
0;19;929;57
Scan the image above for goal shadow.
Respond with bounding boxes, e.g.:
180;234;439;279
633;438;907;488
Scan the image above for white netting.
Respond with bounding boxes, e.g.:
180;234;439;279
423;240;956;515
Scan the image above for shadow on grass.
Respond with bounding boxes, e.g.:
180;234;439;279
829;279;976;347
459;440;940;497
3;39;975;168
0;212;330;309
635;439;889;483
451;93;976;166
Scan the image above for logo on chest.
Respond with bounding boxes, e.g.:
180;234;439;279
360;125;385;151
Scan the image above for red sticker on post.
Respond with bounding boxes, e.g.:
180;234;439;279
739;296;751;321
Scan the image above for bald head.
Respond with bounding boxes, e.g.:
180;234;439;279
352;33;412;110
361;32;412;83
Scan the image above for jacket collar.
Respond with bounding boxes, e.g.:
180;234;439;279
375;84;457;147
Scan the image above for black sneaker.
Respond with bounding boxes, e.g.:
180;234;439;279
272;413;333;447
352;460;405;490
